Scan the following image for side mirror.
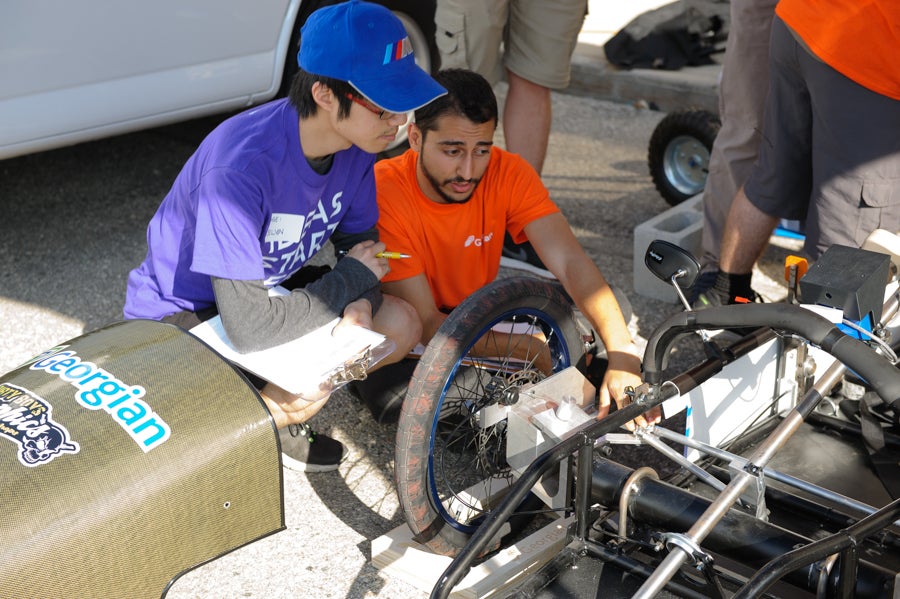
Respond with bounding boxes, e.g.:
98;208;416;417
644;240;701;289
644;240;703;312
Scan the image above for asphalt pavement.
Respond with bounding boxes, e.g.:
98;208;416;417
0;10;791;599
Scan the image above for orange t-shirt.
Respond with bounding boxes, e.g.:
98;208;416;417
375;148;559;310
777;0;900;101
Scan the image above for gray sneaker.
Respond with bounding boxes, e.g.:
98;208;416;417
693;286;762;311
279;423;347;472
686;269;719;306
693;285;764;344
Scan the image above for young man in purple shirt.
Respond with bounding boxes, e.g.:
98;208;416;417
124;0;446;472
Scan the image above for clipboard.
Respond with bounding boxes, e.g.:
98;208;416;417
190;315;395;399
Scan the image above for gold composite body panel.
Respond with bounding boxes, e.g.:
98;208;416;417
0;319;284;598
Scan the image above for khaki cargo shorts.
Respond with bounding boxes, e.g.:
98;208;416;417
434;0;588;89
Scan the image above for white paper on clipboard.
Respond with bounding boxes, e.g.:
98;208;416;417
190;308;394;398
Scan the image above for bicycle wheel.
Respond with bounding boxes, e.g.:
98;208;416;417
395;277;589;556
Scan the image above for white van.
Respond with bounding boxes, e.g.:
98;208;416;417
0;0;436;159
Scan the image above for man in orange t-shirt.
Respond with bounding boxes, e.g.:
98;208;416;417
374;124;557;312
358;68;659;430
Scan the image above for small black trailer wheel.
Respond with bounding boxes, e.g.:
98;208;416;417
648;109;721;206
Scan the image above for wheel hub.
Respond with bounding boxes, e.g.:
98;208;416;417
485;376;520;406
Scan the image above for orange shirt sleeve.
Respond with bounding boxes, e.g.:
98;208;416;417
492;149;560;244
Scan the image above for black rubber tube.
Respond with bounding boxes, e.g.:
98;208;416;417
643;305;900;412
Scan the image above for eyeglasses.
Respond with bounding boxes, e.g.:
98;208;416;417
345;93;396;121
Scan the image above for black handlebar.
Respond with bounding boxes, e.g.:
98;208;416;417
643;304;900;416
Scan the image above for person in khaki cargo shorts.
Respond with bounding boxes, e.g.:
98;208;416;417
434;0;588;275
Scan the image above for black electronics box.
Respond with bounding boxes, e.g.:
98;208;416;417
799;244;890;322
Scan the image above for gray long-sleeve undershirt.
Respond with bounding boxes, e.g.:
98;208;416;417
211;225;384;353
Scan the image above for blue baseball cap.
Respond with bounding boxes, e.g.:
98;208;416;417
298;0;447;113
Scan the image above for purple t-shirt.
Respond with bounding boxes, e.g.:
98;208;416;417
124;99;377;320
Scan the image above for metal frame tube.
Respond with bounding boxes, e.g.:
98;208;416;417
733;498;900;598
633;359;846;598
635;429;728;495
430;391;675;599
651;401;900;525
